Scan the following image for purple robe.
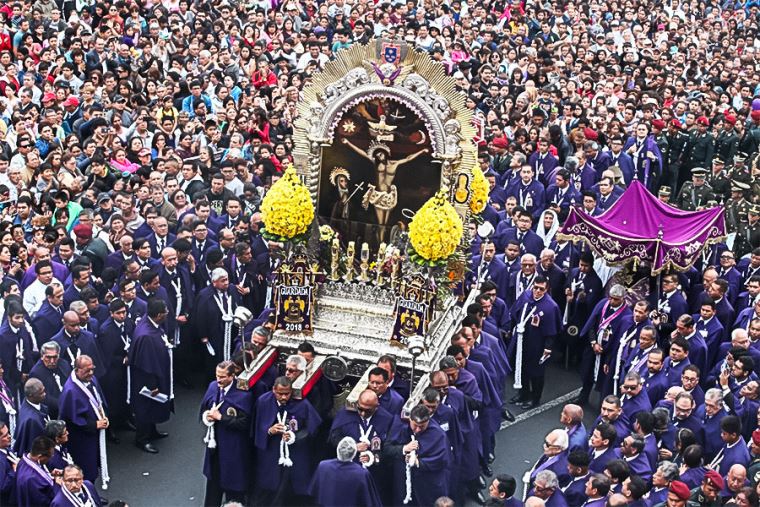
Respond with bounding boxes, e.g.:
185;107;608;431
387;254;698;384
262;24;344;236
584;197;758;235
15;456;56;507
96;318;132;420
128;318;172;424
680;466;708;490
509;291;562;378
0;448;16;505
200;381;253;493
712;440;750;476
253;392;322;495
31;301;64;347
13;401;48;455
50;480;101;507
388;419;451;506
445;387;481;482
308;459;382;507
58;375;107;482
51;329;104;375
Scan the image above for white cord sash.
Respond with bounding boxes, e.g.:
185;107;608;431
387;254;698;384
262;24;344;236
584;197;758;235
118;325;131;404
358;423;375;468
202;400;223;449
403;435;417;505
170;277;183;346
214;294;234;361
60;482;95;507
160;333;174;401
613;326;638;396
0;382;15;445
69;373;109;490
514;303;537;389
276;411;294;467
22;455;53;486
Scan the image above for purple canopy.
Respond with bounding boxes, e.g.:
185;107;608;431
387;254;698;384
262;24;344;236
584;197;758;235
557;181;725;274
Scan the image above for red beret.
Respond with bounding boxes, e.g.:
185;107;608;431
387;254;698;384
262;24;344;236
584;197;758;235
697;116;709;126
73;224;93;239
724;114;737;125
704;470;724;490
491;137;508;149
752;110;760;121
752;429;760;446
652;119;666;130
583;127;598;140
669;481;691;500
671;118;682;128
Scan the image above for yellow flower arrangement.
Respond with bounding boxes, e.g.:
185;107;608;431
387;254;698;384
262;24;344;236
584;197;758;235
261;165;314;241
469;165;488;214
408;190;463;265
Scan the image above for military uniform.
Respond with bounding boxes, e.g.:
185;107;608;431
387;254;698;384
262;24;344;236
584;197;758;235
726;197;751;233
656;131;673;189
685;131;715;171
688;487;722;507
705;166;731;203
735;219;760;257
678;182;714;211
668;128;690;190
738;120;760;158
714;128;738;163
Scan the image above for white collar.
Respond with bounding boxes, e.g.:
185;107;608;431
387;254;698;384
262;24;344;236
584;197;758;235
27;401;41;411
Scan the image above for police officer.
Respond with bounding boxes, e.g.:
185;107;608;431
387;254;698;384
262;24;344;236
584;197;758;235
738;111;760;159
678;168;715;211
667;118;690;192
730;152;751;182
735;204;760;258
685;116;715;176
725;180;751;233
706;156;731;203
714;114;739;163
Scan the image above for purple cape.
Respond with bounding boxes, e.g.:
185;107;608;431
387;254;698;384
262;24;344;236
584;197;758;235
50;480;101;507
200;381;253;492
58;376;106;482
308;459;383;507
128;318;172;424
15;457;56;507
253;392;322;495
13;401;48;455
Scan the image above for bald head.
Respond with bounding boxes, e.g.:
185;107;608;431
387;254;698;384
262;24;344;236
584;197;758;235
561;404;583;425
63;311;79;326
525;497;546;507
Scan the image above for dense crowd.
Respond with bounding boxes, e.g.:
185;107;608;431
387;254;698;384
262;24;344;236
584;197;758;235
0;0;756;505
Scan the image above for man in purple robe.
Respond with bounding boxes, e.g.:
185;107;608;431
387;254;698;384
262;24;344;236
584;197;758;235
194;268;241;379
509;276;562;408
200;360;252;506
50;464;102;507
51;311;103;373
0;422;17;505
0;305;36;397
58;355;109;483
31;283;66;346
366;367;404;417
328;390;394;503
614;435;652;482
577;285;632;406
385;404;451;506
15;435;57;507
13;378;48;455
709;415;750;475
128;299;172;454
29;341;71;420
309;436;382;507
97;299;133;431
252;375;321;505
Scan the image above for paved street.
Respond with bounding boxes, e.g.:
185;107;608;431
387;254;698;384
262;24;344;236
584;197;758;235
95;358;590;506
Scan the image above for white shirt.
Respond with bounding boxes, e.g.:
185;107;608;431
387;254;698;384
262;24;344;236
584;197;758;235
22;278;61;318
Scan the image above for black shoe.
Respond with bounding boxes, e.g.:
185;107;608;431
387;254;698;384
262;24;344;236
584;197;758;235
478;475;486;489
502;408;515;422
508;394;524;404
136;442;158;454
482;464;493;477
488;452;495;464
106;431;120;444
519;400;540;409
151;431;169;439
124;419;136;431
99;497;109;506
476;491;488;505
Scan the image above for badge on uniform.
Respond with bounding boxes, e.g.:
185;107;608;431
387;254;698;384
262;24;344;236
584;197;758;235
371;436;381;451
226;407;237;417
699;329;708;337
440;422;450;432
289;417;298;432
531;314;541;327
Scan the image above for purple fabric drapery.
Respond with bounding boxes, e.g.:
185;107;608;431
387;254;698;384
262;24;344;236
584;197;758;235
557;181;726;274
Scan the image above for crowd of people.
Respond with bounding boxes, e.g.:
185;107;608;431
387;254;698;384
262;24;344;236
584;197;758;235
0;0;755;505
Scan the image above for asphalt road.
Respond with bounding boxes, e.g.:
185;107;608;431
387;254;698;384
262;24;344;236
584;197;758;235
93;358;591;506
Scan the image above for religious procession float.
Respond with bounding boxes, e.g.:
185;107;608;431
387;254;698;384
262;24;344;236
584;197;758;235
239;37;484;411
